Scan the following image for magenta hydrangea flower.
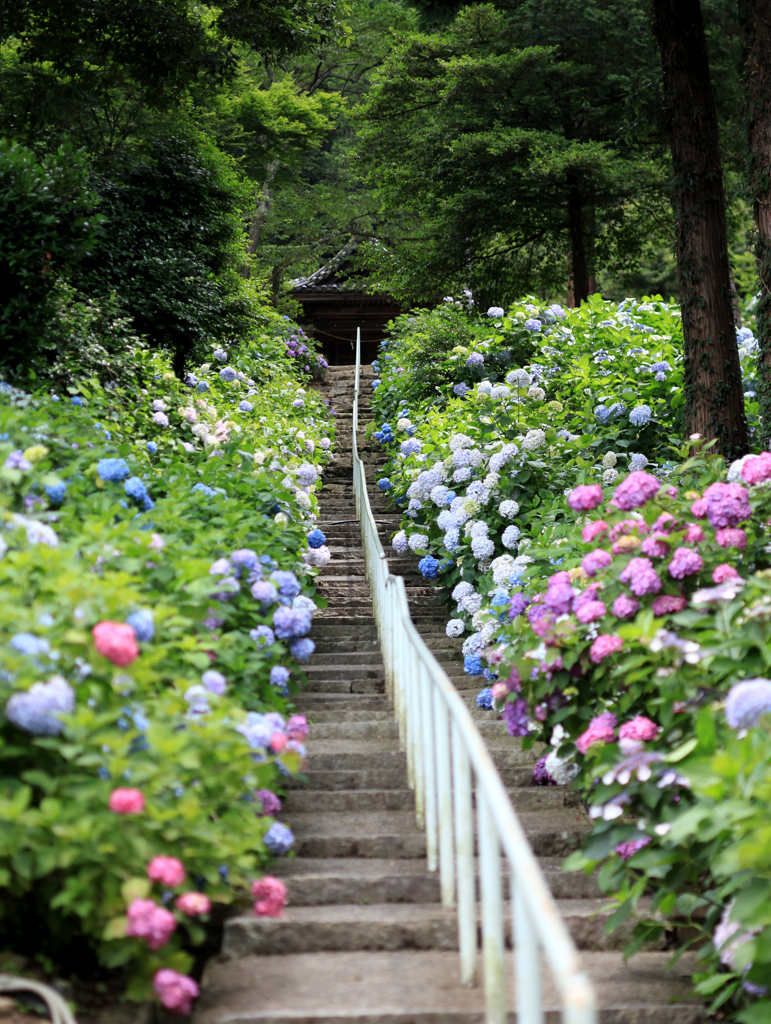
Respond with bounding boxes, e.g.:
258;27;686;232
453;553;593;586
668;546;704;579
568;484;603;511
741;451;771;486
582;520;609;543
713;564;741;583
619;557;662;596
547;571;572;587
683;523;705;544
609;518;649;542
690;497;707;518
716;527;747;550
589;634;623;664
619;716;658;742
641;535;670;558
576;711;617;753
651;594;687;615
153;970;200;1015
612;593;639;619
582;549;612;577
612;471;661;510
147;856;186;888
255;789;282;816
703;482;751;529
575;600;606;623
615;836;651;861
126;898;176;950
502;697;530;737
543;583;574;615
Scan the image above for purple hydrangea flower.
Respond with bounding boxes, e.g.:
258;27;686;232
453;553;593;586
270;570;301;599
476;687;493;710
252;580;278;605
231;549;259;575
400;438;421;456
619;557;662;596
725;678;771;729
202;670;227;695
703;482;752;529
273;606;312;640
220;366;237;382
290;638;315;662
544;584;574;615
533;757;557;786
10;633;51;656
264;822;294;854
255;789;282;816
270;666;290;692
668;547;704;579
509;593;529;618
502;698;530;737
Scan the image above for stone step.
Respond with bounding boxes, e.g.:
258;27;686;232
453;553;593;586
304;678;385;694
308;720;398;740
283;786;566;815
195;951;702;1024
304;664;385;680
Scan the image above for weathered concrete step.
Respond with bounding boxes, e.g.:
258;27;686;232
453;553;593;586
304;664;384;680
312;639;381;654
284;789;414;813
222;896;643;957
304;708;393;722
288;768;409;791
294;693;389;709
286;810;426;859
304;678;385;694
307;651;384;666
196;950;702;1024
310;619;377;635
272;857;601;906
308;720;398;740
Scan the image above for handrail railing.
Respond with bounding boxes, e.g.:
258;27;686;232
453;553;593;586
351;329;597;1024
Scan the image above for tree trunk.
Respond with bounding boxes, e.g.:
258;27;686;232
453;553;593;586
738;0;771;445
652;0;749;456
567;176;590;305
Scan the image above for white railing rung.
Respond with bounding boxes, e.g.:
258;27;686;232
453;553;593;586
351;328;597;1024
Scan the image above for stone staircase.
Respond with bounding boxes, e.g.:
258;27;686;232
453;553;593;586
194;366;701;1024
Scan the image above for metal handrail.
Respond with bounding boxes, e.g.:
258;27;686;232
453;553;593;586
351;329;597;1024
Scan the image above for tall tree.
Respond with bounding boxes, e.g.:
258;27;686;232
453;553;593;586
652;0;749;454
738;0;771;444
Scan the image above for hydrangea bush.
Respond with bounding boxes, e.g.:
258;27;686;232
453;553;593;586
0;331;334;1008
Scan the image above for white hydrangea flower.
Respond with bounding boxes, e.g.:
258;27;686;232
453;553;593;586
446;619;465;638
453;449;472;468
304;545;331;567
480;621;497;644
544;751;580;786
437;509;454;530
467;449;484;468
463;498;481;516
274;512;288;525
469;520;489;537
408;533;429;553
502;525;521;548
444;527;460;551
430;485;450;507
491;385;511;400
294;489;312;510
392;531;408;554
397;418;412;431
527;385;545;400
461;592;482;615
602;452;617;469
602;468;619;485
471;535;495;559
462;632;484;656
453;466;472;483
499;499;520;519
506;368;532;387
320;437;331;450
449;433;474;451
727;454;753;483
452;581;474;603
477;380;493;396
492;554;516;585
521;429;546;451
484;471;501;491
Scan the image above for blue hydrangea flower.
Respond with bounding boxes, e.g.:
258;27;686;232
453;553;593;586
400;438;421;456
196;381;210;393
270;665;290;692
192;482;217;497
608;402;626;418
126;610;154;642
97;458;130;482
454;383;470;397
466;353;484;367
125;476;153;510
146;441;157;454
464;654;484;676
629;453;649;472
491;593;509;607
307;529;326;549
71;396;85;406
725;678;771;729
438;559;454;572
264;822;294;855
419;555;440;578
476;687;494;710
524;318;542;332
5;676;75;735
650;361;672;374
213;348;228;362
371;379;381;390
654;371;667;381
378;478;392;491
271;570;301;599
251;625;275;647
220;367;237;382
629;405;652;427
45;482;66;504
10;633;50;656
231;549;259;575
273;606;312;640
594;405;610;423
290;637;315;662
239;401;253;412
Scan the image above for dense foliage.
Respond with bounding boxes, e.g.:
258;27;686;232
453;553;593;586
0;323;334;1011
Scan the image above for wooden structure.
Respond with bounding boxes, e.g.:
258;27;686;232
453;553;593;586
289;244;400;365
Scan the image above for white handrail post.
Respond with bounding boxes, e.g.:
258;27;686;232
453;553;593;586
514;874;543;1024
420;660;439;872
412;647;425;825
452;719;476;986
478;790;506;1024
433;687;455;907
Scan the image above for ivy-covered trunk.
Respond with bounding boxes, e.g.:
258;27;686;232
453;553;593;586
738;0;771;446
652;0;749;456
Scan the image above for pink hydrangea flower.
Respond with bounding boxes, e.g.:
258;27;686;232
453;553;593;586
690;498;707;518
582;549;612;576
576;711;617;753
153;969;200;1016
716;527;747;550
575;600;606;623
653;512;677;533
491;682;508;702
612;594;639;619
149;533;164;550
668;547;704;579
93;621;140;666
109;788;145;814
270;732;287;752
713;564;741;583
547;571;572;587
175;892;211;916
589;634;624;664
641;535;670;558
147;856;186;888
741;451;771;486
126;898;176;950
251;876;288;918
615;836;651;861
255;789;282;816
582;520;609;543
609;518;649;542
683;524;705;544
619;557;662;596
613;471;661;510
651;594;687;615
152;411;169;427
703;482;752;528
619;716;658;742
286;715;309;740
568;484;603;510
